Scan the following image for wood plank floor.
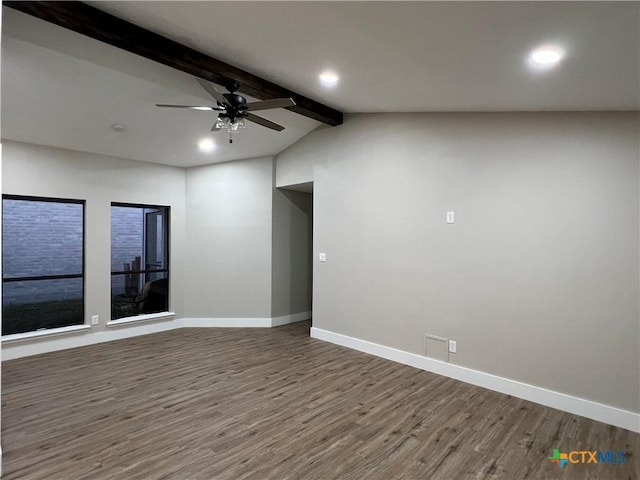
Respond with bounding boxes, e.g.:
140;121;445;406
2;321;638;479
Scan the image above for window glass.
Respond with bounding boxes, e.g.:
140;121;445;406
2;196;84;335
111;204;169;320
3;278;84;335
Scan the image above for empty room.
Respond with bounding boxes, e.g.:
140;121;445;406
1;2;638;479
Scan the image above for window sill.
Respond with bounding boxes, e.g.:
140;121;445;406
2;324;91;344
106;311;175;327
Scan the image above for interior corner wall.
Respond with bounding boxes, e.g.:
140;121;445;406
271;182;313;319
275;112;640;413
184;156;274;319
1;139;187;333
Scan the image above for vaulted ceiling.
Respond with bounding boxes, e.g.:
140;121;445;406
2;2;638;167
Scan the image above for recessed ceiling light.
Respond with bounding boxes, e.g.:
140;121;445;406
198;137;216;153
110;123;126;132
530;47;564;66
319;71;339;88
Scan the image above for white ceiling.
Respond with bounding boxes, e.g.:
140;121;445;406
88;1;640;112
1;9;321;167
2;2;639;167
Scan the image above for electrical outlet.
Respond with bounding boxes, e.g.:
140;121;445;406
448;339;457;354
91;315;100;325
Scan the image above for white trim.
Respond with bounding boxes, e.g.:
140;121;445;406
3;319;181;360
106;311;175;327
182;312;311;328
2;314;312;359
271;311;311;327
2;324;91;343
310;327;640;433
182;318;272;328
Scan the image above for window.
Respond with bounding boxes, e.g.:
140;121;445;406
111;203;169;320
2;195;85;335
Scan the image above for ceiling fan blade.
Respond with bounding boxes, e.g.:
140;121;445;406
156;104;224;111
245;98;296;111
196;78;229;105
245;113;285;132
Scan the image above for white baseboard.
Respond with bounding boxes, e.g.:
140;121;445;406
183;312;311;328
182;317;273;328
3;314;313;360
3;317;181;361
310;327;640;433
271;311;311;326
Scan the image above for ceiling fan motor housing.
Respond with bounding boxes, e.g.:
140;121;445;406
224;93;247;109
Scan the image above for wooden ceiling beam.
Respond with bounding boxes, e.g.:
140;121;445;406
4;1;343;126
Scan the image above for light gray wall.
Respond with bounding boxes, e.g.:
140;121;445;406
275;112;640;413
276;133;324;188
184;156;274;318
271;184;313;318
2;140;187;330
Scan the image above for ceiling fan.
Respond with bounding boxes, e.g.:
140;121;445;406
156;78;296;143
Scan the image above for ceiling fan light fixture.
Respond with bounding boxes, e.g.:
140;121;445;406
215;117;245;131
230;118;245;132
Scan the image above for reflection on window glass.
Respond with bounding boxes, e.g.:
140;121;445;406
111;204;169;320
3;279;84;335
2;196;84;335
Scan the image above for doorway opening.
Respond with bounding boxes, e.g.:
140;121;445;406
272;182;313;332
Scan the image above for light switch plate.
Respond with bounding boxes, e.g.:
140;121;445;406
446;211;455;224
319;252;327;262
